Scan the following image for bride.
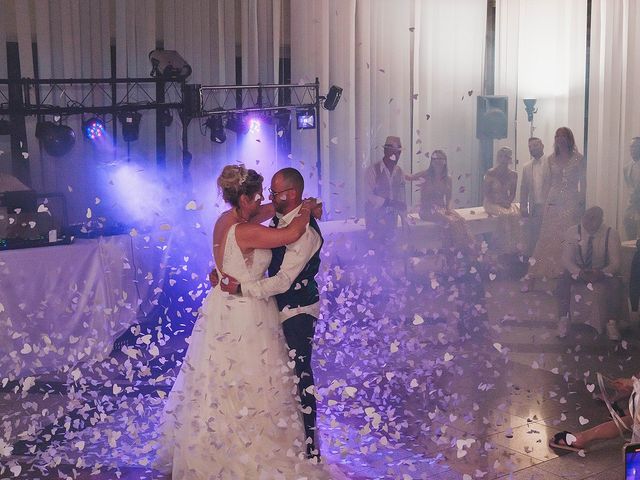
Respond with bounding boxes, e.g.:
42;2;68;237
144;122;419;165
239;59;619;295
155;165;330;479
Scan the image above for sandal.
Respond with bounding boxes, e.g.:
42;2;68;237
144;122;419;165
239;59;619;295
548;431;583;452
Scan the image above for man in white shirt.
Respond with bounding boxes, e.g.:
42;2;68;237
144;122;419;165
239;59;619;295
623;137;640;239
519;137;548;254
556;206;623;340
220;168;324;461
364;135;407;245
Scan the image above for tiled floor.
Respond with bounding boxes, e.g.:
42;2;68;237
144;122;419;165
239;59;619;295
1;262;635;479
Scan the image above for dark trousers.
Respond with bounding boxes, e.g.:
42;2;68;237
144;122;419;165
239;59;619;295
556;269;624;319
282;313;318;456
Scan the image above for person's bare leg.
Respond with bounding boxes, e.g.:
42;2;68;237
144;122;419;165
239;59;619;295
572;416;632;448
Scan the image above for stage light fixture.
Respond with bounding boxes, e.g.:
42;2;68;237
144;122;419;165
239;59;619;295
248;117;261;135
82;117;106;140
226;113;250;136
35;120;76;157
296;108;316;130
204;114;226;144
323;85;343;111
118;111;142;142
0;118;9;135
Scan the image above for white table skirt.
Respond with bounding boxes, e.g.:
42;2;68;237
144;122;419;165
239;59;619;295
0;236;147;378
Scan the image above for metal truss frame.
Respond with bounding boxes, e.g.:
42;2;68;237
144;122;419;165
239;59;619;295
0;77;326;195
0;77;184;116
198;80;323;196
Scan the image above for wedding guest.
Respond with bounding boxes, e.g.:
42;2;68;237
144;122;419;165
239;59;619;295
525;127;586;287
555;206;623;340
550;376;636;452
406;150;474;252
364;135;407;246
483;146;524;255
623;137;640;239
519;137;549;254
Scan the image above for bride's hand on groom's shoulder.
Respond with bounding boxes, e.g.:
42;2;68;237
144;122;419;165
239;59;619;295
303;197;323;220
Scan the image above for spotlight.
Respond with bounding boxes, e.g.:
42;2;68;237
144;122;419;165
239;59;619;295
523;98;537;122
296;108;316;130
118;111;142;142
0;118;9;135
204;114;226;143
226;113;249;135
248;117;261;135
35;121;76;157
323;85;343;111
82;117;106;140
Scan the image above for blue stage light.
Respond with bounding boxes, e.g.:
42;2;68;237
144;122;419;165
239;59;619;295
83;117;106;140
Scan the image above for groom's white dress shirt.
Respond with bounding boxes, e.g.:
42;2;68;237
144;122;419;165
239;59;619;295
242;203;322;322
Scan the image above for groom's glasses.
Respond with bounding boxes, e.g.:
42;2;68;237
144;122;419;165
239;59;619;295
268;187;294;198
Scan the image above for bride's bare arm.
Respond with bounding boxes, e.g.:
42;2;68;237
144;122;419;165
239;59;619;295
235;204;311;250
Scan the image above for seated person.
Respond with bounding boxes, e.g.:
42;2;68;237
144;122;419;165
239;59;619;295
555;206;623;340
406;150;473;253
550;376;635;452
482;146;524;254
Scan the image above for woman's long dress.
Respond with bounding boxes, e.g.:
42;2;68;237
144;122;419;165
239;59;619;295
483;172;523;254
419;175;474;252
155;223;329;479
528;153;585;279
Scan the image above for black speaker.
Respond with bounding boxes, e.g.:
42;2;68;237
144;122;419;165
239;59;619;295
182;84;202;118
476;95;508;139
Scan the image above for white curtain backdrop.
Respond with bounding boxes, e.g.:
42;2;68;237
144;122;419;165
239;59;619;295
354;0;412;215
495;0;587;182
290;0;330;203
293;0;485;216
587;0;640;235
29;0;113;218
16;0;640;228
412;0;487;207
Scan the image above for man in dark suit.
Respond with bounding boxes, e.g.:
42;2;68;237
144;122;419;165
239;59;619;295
220;167;324;461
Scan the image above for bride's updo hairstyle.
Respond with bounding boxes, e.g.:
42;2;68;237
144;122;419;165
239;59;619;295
217;164;263;208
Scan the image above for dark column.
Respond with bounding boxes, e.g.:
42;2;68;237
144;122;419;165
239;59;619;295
7;42;30;186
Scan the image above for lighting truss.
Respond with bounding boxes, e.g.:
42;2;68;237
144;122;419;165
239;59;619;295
0;77;184;117
199;82;319;116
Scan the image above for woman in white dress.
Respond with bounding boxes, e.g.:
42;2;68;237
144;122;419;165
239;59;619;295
483;146;525;255
155;165;330;479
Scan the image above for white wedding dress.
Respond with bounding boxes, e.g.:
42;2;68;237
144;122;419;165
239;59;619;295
155;224;330;479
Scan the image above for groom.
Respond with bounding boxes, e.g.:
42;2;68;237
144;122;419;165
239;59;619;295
220;167;324;460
